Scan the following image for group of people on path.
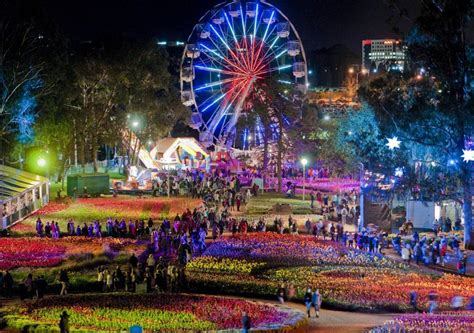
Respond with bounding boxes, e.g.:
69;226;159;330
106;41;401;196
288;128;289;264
393;231;468;275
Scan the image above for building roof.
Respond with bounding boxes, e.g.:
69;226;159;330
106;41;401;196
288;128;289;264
151;137;209;163
0;165;48;202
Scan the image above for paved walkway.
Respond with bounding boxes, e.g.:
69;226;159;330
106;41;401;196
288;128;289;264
250;299;394;332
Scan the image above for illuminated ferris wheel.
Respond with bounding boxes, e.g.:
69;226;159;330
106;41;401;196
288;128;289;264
180;0;308;147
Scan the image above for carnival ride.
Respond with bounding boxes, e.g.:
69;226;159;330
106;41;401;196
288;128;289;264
180;0;308;149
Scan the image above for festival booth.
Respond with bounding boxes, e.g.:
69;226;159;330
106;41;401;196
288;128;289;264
150;137;209;170
0;165;49;229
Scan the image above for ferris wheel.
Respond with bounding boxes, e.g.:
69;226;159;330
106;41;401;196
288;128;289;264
180;0;308;148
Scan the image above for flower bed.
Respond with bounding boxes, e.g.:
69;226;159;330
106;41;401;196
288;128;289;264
203;233;403;268
187;257;266;274
5;294;306;332
0;238;66;270
185;233;473;312
267;266;474;311
16;197;202;233
0;237;141;270
371;312;474;332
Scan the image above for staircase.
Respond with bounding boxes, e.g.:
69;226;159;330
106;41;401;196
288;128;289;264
364;199;391;231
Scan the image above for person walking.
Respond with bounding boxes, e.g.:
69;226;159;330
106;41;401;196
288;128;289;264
312;289;322;318
304;288;312;318
59;270;69;296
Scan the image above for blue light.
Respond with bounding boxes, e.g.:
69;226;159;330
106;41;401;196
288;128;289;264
202;94;226;112
13;79;42;144
278;64;292;71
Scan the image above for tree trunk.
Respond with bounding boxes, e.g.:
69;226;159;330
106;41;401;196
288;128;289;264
277;115;283;193
463;166;473;249
80;138;86;174
92;143;99;173
262;126;270;188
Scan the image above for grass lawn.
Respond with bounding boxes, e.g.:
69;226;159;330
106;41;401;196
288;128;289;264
13;196;202;235
246;192;313;216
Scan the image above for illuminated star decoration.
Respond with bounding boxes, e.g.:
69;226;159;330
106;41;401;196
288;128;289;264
461;149;474;162
386;137;401;150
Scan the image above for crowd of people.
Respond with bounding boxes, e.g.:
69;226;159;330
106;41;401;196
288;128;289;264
392;231;468;275
3;166;471;333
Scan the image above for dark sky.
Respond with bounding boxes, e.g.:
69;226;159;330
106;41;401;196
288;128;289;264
43;0;419;54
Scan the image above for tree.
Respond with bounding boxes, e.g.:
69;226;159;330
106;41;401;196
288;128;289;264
251;78;300;192
0;1;56;162
359;0;474;247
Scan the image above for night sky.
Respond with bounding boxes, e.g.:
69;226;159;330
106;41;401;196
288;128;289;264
42;0;419;53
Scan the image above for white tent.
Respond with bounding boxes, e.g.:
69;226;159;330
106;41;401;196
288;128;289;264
149;137;209;169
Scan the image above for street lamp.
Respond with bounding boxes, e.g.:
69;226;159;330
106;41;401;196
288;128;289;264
301;158;308;201
132;120;140;128
37;158;47;167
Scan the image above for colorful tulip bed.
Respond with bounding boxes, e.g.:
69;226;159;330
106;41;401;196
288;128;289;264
13;196;201;234
5;294;306;332
186;233;474;312
371;312;474;333
0;237;142;270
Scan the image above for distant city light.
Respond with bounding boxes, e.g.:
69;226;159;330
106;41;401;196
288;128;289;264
157;41;167;45
448;159;456;165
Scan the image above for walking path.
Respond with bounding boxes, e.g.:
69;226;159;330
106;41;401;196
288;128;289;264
248;298;394;332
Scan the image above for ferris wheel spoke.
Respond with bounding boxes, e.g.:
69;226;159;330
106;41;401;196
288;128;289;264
260;64;292;76
254;46;288;74
210;26;248;73
200;42;237;72
225;12;251;69
206;78;249;133
207;34;248;74
240;5;247;37
194;78;236;91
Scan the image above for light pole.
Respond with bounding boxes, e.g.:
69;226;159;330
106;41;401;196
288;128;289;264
358;162;364;233
301;158;308;201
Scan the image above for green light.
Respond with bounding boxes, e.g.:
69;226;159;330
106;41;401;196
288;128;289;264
37;158;47;167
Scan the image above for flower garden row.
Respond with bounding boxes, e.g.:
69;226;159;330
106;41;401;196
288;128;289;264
14;196;202;233
371;312;474;333
5;294;307;332
0;237;143;270
186;233;474;312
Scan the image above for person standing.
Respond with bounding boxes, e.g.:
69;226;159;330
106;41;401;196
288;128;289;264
277;283;287;304
4;271;13;298
312;289;322;318
242;311;251;333
310;191;315;209
304;288;312;318
409;290;418;311
59;311;69;333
